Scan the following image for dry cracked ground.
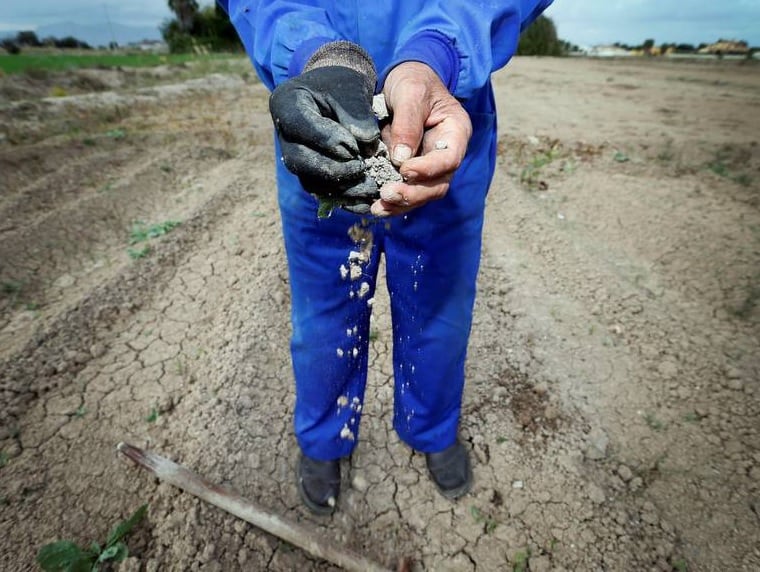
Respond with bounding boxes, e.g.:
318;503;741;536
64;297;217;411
1;57;759;571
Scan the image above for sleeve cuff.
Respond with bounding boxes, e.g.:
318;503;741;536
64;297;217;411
379;30;460;93
287;36;334;78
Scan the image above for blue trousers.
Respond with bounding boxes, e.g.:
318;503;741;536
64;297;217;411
278;105;497;461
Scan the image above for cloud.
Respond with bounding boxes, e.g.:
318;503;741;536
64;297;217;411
0;0;174;30
545;0;760;46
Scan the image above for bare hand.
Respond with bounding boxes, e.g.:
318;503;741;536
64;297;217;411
371;62;472;217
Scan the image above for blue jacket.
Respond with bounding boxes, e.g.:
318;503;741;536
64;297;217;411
218;0;553;104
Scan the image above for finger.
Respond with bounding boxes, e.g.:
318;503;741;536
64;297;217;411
279;138;365;185
370;177;451;216
369;198;411;218
325;92;381;146
271;86;359;160
399;121;471;183
385;88;427;166
341;176;379;199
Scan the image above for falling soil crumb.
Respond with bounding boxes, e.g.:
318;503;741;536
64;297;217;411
352;347;359;358
372;93;390;121
340;425;355;441
336;348;344;358
349;264;362;281
366;297;374;307
358;282;370;299
339;264;348;280
336;395;349;407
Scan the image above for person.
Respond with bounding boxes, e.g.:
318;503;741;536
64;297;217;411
217;0;554;514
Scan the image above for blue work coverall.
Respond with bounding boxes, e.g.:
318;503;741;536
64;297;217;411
219;0;554;460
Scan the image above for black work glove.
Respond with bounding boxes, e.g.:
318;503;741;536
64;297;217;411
270;41;380;214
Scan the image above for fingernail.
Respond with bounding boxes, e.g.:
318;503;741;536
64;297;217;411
403;170;418;183
393;144;412;163
380;187;402;202
370;201;391;217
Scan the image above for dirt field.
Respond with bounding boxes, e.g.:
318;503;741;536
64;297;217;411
1;56;759;571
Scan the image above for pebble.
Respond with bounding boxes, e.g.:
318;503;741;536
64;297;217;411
533;381;549;395
493;386;508;400
587;483;606;504
617;464;634;482
512;480;524;489
657;360;679;379
725;366;742;379
530;555;552;572
641;501;659;525
586;428;609;460
544;405;560;420
89;343;106;358
352;474;369;492
72;351;90;365
727;378;744;391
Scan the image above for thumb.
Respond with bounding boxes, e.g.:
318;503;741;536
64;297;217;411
386;90;427;166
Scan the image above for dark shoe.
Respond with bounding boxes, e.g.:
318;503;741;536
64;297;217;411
425;440;473;499
297;453;341;515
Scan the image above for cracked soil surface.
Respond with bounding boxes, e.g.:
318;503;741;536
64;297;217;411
1;57;759;571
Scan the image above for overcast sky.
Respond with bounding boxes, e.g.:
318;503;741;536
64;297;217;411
1;0;758;46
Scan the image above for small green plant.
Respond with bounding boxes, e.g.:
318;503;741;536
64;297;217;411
673;558;688;571
74;406;87;419
613;150;629;163
159;164;172;173
127;246;151;260
0;451;9;468
145;408;159;423
469;505;498;534
129;220;180;244
175;358;188;377
520;148;560;189
50;86;68;97
25;301;40;311
369;329;379;342
496;436;508;444
733;173;752;187
683;411;698;423
316;198;342;219
706;150;751;186
37;504;147;572
644;412;664;431
1;279;22;297
512;548;531;572
82;138;96;147
105;128;126;140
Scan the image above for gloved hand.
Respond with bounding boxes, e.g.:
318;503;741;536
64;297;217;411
270;41;381;214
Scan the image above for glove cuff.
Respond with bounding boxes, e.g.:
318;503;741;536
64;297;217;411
304;41;377;95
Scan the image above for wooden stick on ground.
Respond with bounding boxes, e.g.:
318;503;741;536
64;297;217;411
117;442;403;572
